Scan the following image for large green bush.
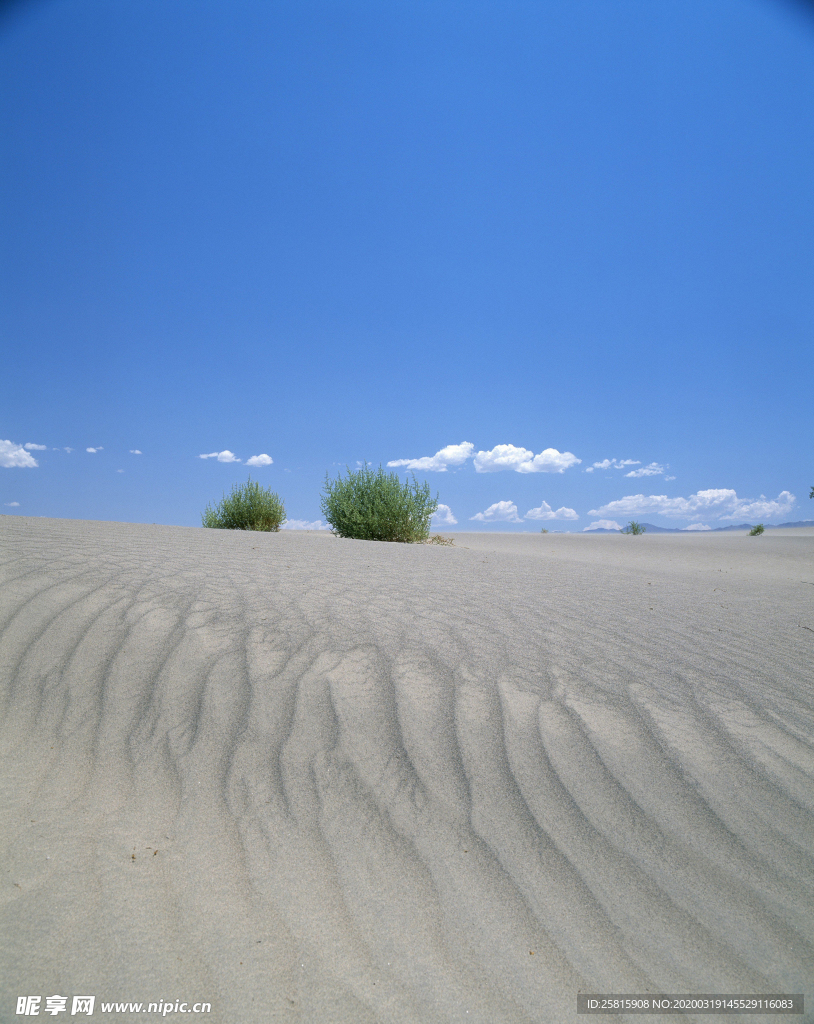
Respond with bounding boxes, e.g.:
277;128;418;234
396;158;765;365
321;464;438;542
201;477;286;531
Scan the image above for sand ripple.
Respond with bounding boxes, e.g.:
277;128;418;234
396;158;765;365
1;518;813;1022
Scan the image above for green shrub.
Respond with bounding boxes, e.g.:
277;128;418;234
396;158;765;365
321;464;438;542
201;477;286;531
748;523;765;536
622;521;646;535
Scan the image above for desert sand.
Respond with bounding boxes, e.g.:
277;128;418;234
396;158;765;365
1;516;812;1023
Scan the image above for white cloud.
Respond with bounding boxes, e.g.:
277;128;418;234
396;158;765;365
388;442;474;472
86;447;103;453
281;519;331;530
386;441;580;475
589;489;795;522
474;445;580;474
470;500;523;523
0;441;38;468
726;492;796;520
64;447;73;453
524;500;579;521
24;442;47;450
130;449;142;455
246;453;273;467
4;501;20;507
625;462;666;478
432;503;458;525
117;469;124;473
683;523;711;531
587;458;669;478
583;519;622;531
664;475;676;482
586;458;640;473
199;450;241;463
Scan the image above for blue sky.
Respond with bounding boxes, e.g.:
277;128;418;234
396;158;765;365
2;0;812;532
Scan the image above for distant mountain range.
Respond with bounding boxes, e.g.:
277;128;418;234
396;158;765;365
585;520;814;534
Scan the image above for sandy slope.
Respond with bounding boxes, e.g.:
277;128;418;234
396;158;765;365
1;517;812;1023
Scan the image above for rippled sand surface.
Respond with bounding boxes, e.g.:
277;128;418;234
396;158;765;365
1;517;813;1023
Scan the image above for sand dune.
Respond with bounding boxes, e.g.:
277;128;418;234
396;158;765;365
1;517;812;1023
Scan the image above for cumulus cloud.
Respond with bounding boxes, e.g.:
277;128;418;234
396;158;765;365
474;445;580;474
64;447;73;453
1;441;38;468
589;489;795;522
388;442;474;472
432;503;458;525
626;462;666;478
199;450;241;463
386;442;580;475
245;453;273;467
24;442;47;450
281;519;331;530
470;500;523;523
86;447;103;453
727;492;796;520
130;449;142;455
683;523;711;531
583;520;622;532
4;501;20;507
587;458;670;478
586;458;639;473
524;500;579;521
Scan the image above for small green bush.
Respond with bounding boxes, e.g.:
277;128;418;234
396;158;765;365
321;464;438;542
748;523;765;536
623;521;646;535
202;477;286;531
